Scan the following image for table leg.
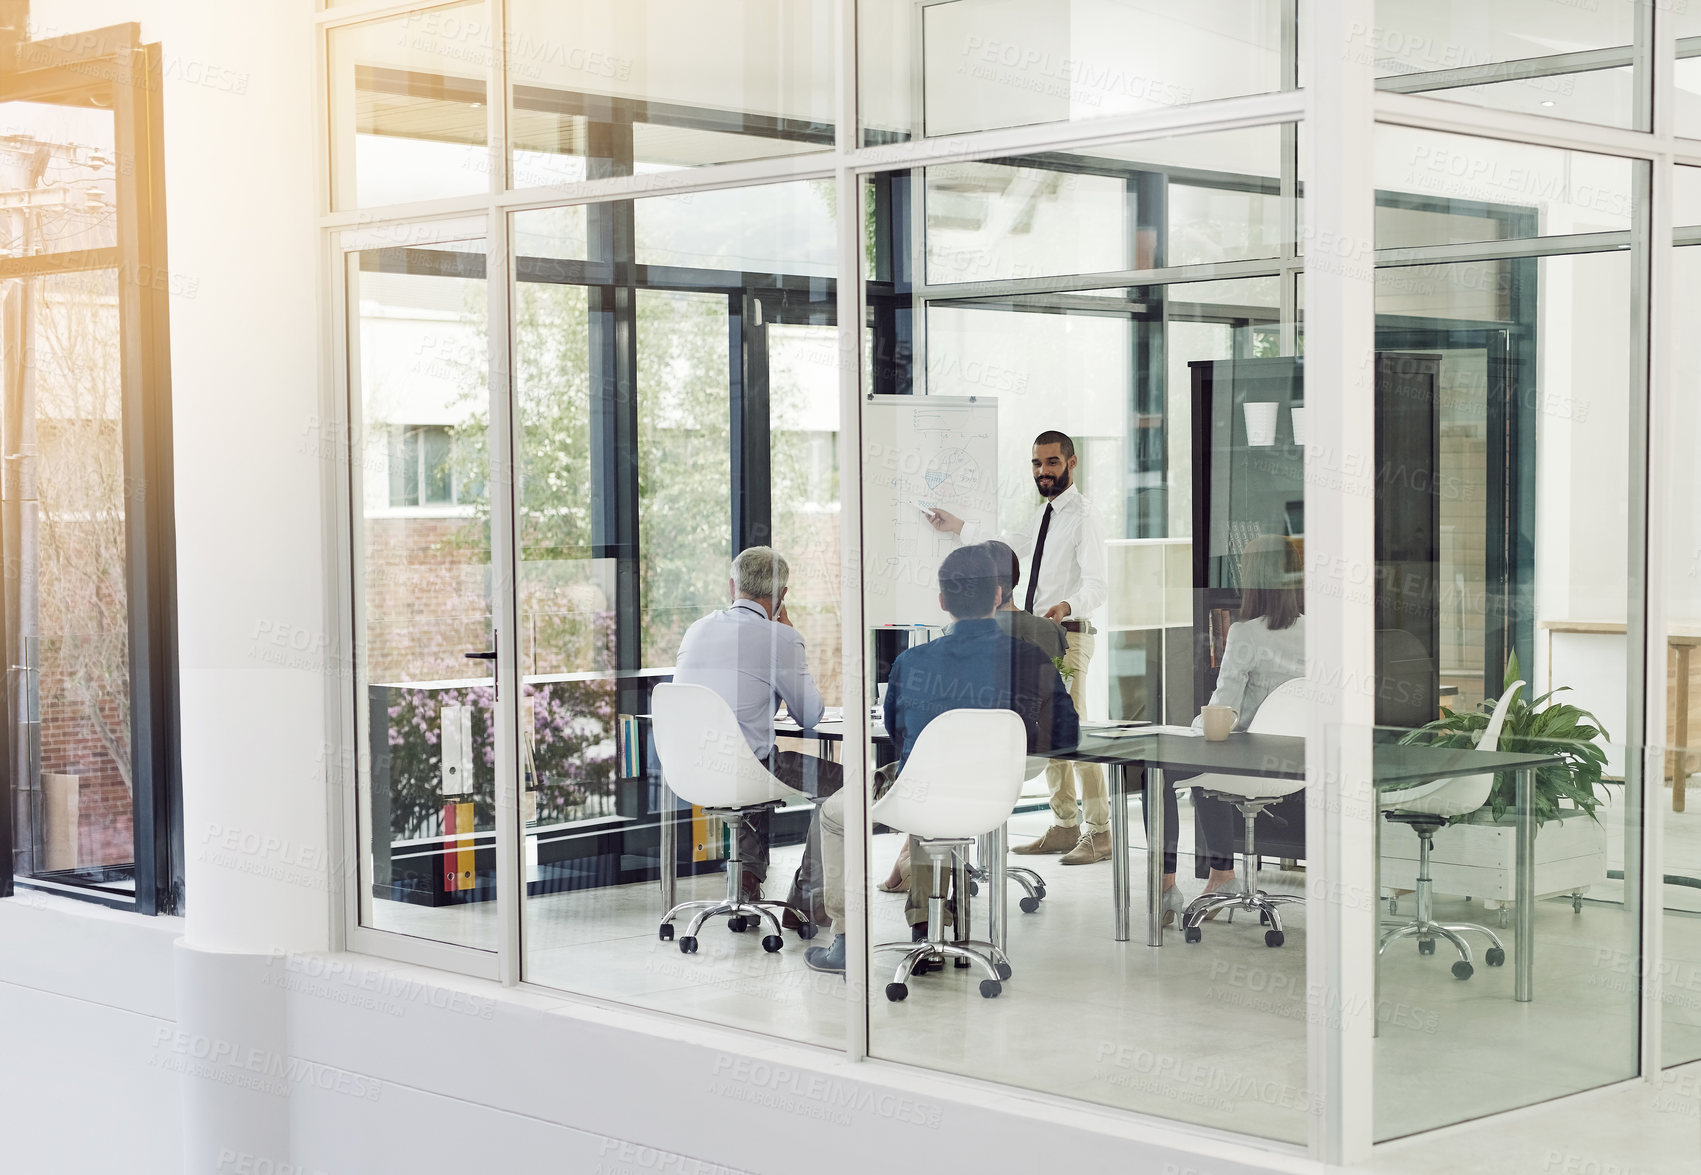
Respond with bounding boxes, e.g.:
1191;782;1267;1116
982;827;1007;955
1147;766;1165;947
1516;767;1534;1003
1111;762;1130;942
659;783;677;910
1675;645;1690;813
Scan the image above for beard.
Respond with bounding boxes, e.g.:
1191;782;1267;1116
1034;467;1071;498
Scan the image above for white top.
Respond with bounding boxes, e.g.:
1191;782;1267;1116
961;483;1109;618
1196;615;1306;733
673;599;825;761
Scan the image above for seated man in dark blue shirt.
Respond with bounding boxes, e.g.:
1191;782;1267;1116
805;545;1079;974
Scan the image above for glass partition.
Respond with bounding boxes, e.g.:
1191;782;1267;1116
860;0;1288;146
347;236;496;951
1664;171;1701;1068
515;180;845;1048
328;3;492;209
860;127;1308;1142
1370;135;1647;1132
505;0;835;189
1374;0;1645;131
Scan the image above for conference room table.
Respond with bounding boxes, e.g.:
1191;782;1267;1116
772;715;1561;1002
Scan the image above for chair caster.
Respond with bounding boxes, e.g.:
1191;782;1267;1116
1019;896;1041;914
1418;938;1435;956
1498;907;1509;928
995;961;1013;980
1573;893;1584;914
968;879;980;897
761;935;783;953
1184;926;1202;944
658;924;674;941
979;979;1002;998
678;936;698;954
1259;910;1270;925
1452;960;1473;980
886;982;908;1002
1265;930;1284;948
794;920;818;941
1485;947;1506;967
728;916;749;933
954;956;971;969
1034;884;1047;899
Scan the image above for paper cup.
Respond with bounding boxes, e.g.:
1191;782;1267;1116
1243;402;1279;447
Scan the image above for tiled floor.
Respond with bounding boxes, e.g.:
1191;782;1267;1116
369;786;1701;1151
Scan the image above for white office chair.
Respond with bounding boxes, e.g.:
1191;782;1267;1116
872;709;1028;1001
1378;680;1522;980
1181;678;1310;948
651;683;815;954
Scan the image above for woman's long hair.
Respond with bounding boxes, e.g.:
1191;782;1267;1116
1239;534;1302;631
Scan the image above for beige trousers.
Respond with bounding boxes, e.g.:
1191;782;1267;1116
1046;629;1108;832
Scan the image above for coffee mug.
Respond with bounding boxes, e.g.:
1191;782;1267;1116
1200;705;1238;741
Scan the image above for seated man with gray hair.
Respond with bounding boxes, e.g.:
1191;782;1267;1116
673;546;842;929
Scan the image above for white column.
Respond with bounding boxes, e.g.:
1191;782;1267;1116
1302;1;1378;1163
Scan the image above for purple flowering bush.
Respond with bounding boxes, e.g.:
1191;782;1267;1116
383;679;619;839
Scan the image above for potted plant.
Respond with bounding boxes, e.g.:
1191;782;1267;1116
1381;653;1611;919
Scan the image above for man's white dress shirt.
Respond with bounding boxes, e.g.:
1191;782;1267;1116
962;482;1108;618
673;598;824;761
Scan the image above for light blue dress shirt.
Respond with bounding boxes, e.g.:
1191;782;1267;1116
673;598;825;761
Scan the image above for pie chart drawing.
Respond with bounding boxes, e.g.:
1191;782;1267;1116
924;447;981;501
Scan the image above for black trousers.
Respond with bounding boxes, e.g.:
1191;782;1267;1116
737;751;843;921
1158;770;1237;875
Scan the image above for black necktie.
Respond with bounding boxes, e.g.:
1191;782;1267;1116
1025;503;1054;613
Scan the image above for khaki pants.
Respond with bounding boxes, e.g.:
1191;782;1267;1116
1046;629;1108;832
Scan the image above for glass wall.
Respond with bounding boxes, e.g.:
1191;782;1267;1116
859;127;1308;1142
1374;1;1645;131
347;236;497;952
323;0;1701;1160
512;180;844;1047
1367;130;1644;1136
1664;166;1701;1068
859;0;1289;145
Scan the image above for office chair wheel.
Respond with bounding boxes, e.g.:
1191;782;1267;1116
979;979;1002;999
793;920;818;941
1485;947;1506;967
1260;910;1270;925
1418;938;1435;956
732;915;756;933
1573;893;1584;913
886;982;908;1002
954;956;971;969
1019;896;1041;914
678;936;698;954
1184;926;1202;944
658;924;674;941
761;934;783;953
968;879;980;897
995;962;1013;980
1034;884;1046;899
1452;960;1473;980
1265;930;1284;948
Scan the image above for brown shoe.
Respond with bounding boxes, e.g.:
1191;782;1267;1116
1060;831;1112;865
1012;824;1082;855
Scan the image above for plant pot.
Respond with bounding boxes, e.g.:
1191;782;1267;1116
1379;807;1607;906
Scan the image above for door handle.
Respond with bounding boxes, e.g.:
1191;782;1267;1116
465;630;498;698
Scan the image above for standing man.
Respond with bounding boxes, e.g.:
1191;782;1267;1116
674;546;841;926
924;430;1110;865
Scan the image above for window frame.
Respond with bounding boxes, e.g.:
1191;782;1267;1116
0;26;181;915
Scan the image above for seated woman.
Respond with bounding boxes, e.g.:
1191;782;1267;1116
1159;533;1305;921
